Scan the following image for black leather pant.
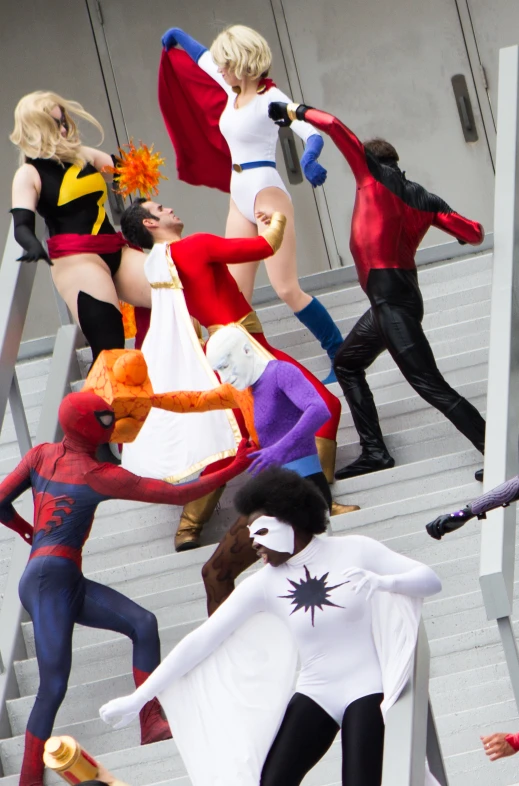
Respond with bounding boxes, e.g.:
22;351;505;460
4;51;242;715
334;269;485;457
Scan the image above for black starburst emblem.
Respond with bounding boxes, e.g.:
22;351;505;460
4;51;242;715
278;565;349;626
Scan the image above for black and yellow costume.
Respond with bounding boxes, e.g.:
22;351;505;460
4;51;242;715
12;157;129;360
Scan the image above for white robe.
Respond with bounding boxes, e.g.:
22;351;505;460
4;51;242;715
121;243;240;483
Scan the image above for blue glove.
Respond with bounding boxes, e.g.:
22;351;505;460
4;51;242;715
161;28;207;63
300;134;327;187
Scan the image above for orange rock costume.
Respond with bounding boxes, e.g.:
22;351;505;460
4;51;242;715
82;348;188;444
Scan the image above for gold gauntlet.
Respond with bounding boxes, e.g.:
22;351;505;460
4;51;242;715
287;103;301;122
262;212;287;254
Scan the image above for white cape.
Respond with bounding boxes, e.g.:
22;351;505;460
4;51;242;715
122;243;240;483
372;591;440;786
160;591;440;786
160;613;298;786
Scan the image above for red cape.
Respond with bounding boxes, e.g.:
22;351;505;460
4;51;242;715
158;48;232;193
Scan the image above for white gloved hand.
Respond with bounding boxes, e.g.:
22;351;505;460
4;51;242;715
342;567;395;601
99;694;143;730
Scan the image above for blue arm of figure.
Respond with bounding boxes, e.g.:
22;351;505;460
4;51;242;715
300;135;327;187
161;28;207;63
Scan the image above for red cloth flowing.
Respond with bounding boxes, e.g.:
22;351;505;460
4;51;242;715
158;48;232;193
157;48;276;193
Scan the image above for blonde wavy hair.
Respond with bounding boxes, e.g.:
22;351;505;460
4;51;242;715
210;25;272;81
10;91;104;168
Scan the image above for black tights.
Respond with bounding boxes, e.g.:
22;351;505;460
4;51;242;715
261;692;385;786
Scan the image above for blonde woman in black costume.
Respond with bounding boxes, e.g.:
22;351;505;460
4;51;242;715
10;90;151;360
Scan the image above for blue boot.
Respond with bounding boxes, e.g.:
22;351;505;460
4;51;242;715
294;297;343;384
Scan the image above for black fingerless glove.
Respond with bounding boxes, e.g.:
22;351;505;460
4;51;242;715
10;208;52;266
293;103;313;121
426;505;474;540
268;101;314;128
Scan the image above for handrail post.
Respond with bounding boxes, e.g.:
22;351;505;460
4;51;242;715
0;222;38;429
382;622;431;786
479;45;519;707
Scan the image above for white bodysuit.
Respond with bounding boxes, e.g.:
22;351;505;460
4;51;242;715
198;51;320;223
127;534;440;725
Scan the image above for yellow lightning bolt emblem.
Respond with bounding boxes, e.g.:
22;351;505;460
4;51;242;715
57;165;107;235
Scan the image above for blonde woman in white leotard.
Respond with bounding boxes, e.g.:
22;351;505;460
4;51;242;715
161;24;343;384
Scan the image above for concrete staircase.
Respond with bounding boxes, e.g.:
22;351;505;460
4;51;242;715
1;249;518;786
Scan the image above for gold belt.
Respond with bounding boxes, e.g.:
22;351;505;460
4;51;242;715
207;310;264;337
207;312;274;361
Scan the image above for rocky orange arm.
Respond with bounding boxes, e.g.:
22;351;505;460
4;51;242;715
151;385;238;413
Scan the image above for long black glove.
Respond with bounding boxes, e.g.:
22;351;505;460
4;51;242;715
426;506;475;540
10;208;52;266
268;101;312;127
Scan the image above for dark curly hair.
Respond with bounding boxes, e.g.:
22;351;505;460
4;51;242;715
234;467;328;535
120;198;155;249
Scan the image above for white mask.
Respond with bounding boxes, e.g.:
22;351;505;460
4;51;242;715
248;515;295;554
206;326;268;390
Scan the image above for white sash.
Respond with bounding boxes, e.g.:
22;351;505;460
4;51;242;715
121;243;240;483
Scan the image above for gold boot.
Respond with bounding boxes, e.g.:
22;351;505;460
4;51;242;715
331;501;360;516
316;438;360;513
315;436;337;484
175;486;226;552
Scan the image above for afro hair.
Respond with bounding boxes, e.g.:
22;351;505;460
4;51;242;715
234;466;328;535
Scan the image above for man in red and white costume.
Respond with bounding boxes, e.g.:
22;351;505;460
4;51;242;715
122;202;344;550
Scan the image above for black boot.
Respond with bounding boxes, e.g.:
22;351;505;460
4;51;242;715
335;452;395;480
334;370;394;480
77;291;125;363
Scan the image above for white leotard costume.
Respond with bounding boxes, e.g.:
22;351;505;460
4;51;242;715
197;51;320;223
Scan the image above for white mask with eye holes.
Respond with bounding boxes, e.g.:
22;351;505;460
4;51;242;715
248;515;295;554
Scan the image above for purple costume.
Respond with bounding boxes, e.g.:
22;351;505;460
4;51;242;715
469;477;519;517
249;361;330;475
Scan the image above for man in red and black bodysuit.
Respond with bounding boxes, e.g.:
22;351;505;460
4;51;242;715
0;390;250;786
268;100;486;480
121;201;344;548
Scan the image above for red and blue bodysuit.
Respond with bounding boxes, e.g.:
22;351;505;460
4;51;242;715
0;391;249;786
268;102;486;479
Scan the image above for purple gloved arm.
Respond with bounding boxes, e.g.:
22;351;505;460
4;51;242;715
470;475;519;518
251;364;329;470
274;364;330;445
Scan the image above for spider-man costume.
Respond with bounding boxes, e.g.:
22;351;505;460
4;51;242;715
0;391;249;786
268;101;486;479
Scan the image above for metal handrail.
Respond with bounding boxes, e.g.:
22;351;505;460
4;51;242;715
382;622;448;786
479;45;519;707
0;224;79;749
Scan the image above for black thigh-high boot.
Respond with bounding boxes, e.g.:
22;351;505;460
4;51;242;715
77;291;125;363
77;291;125;464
